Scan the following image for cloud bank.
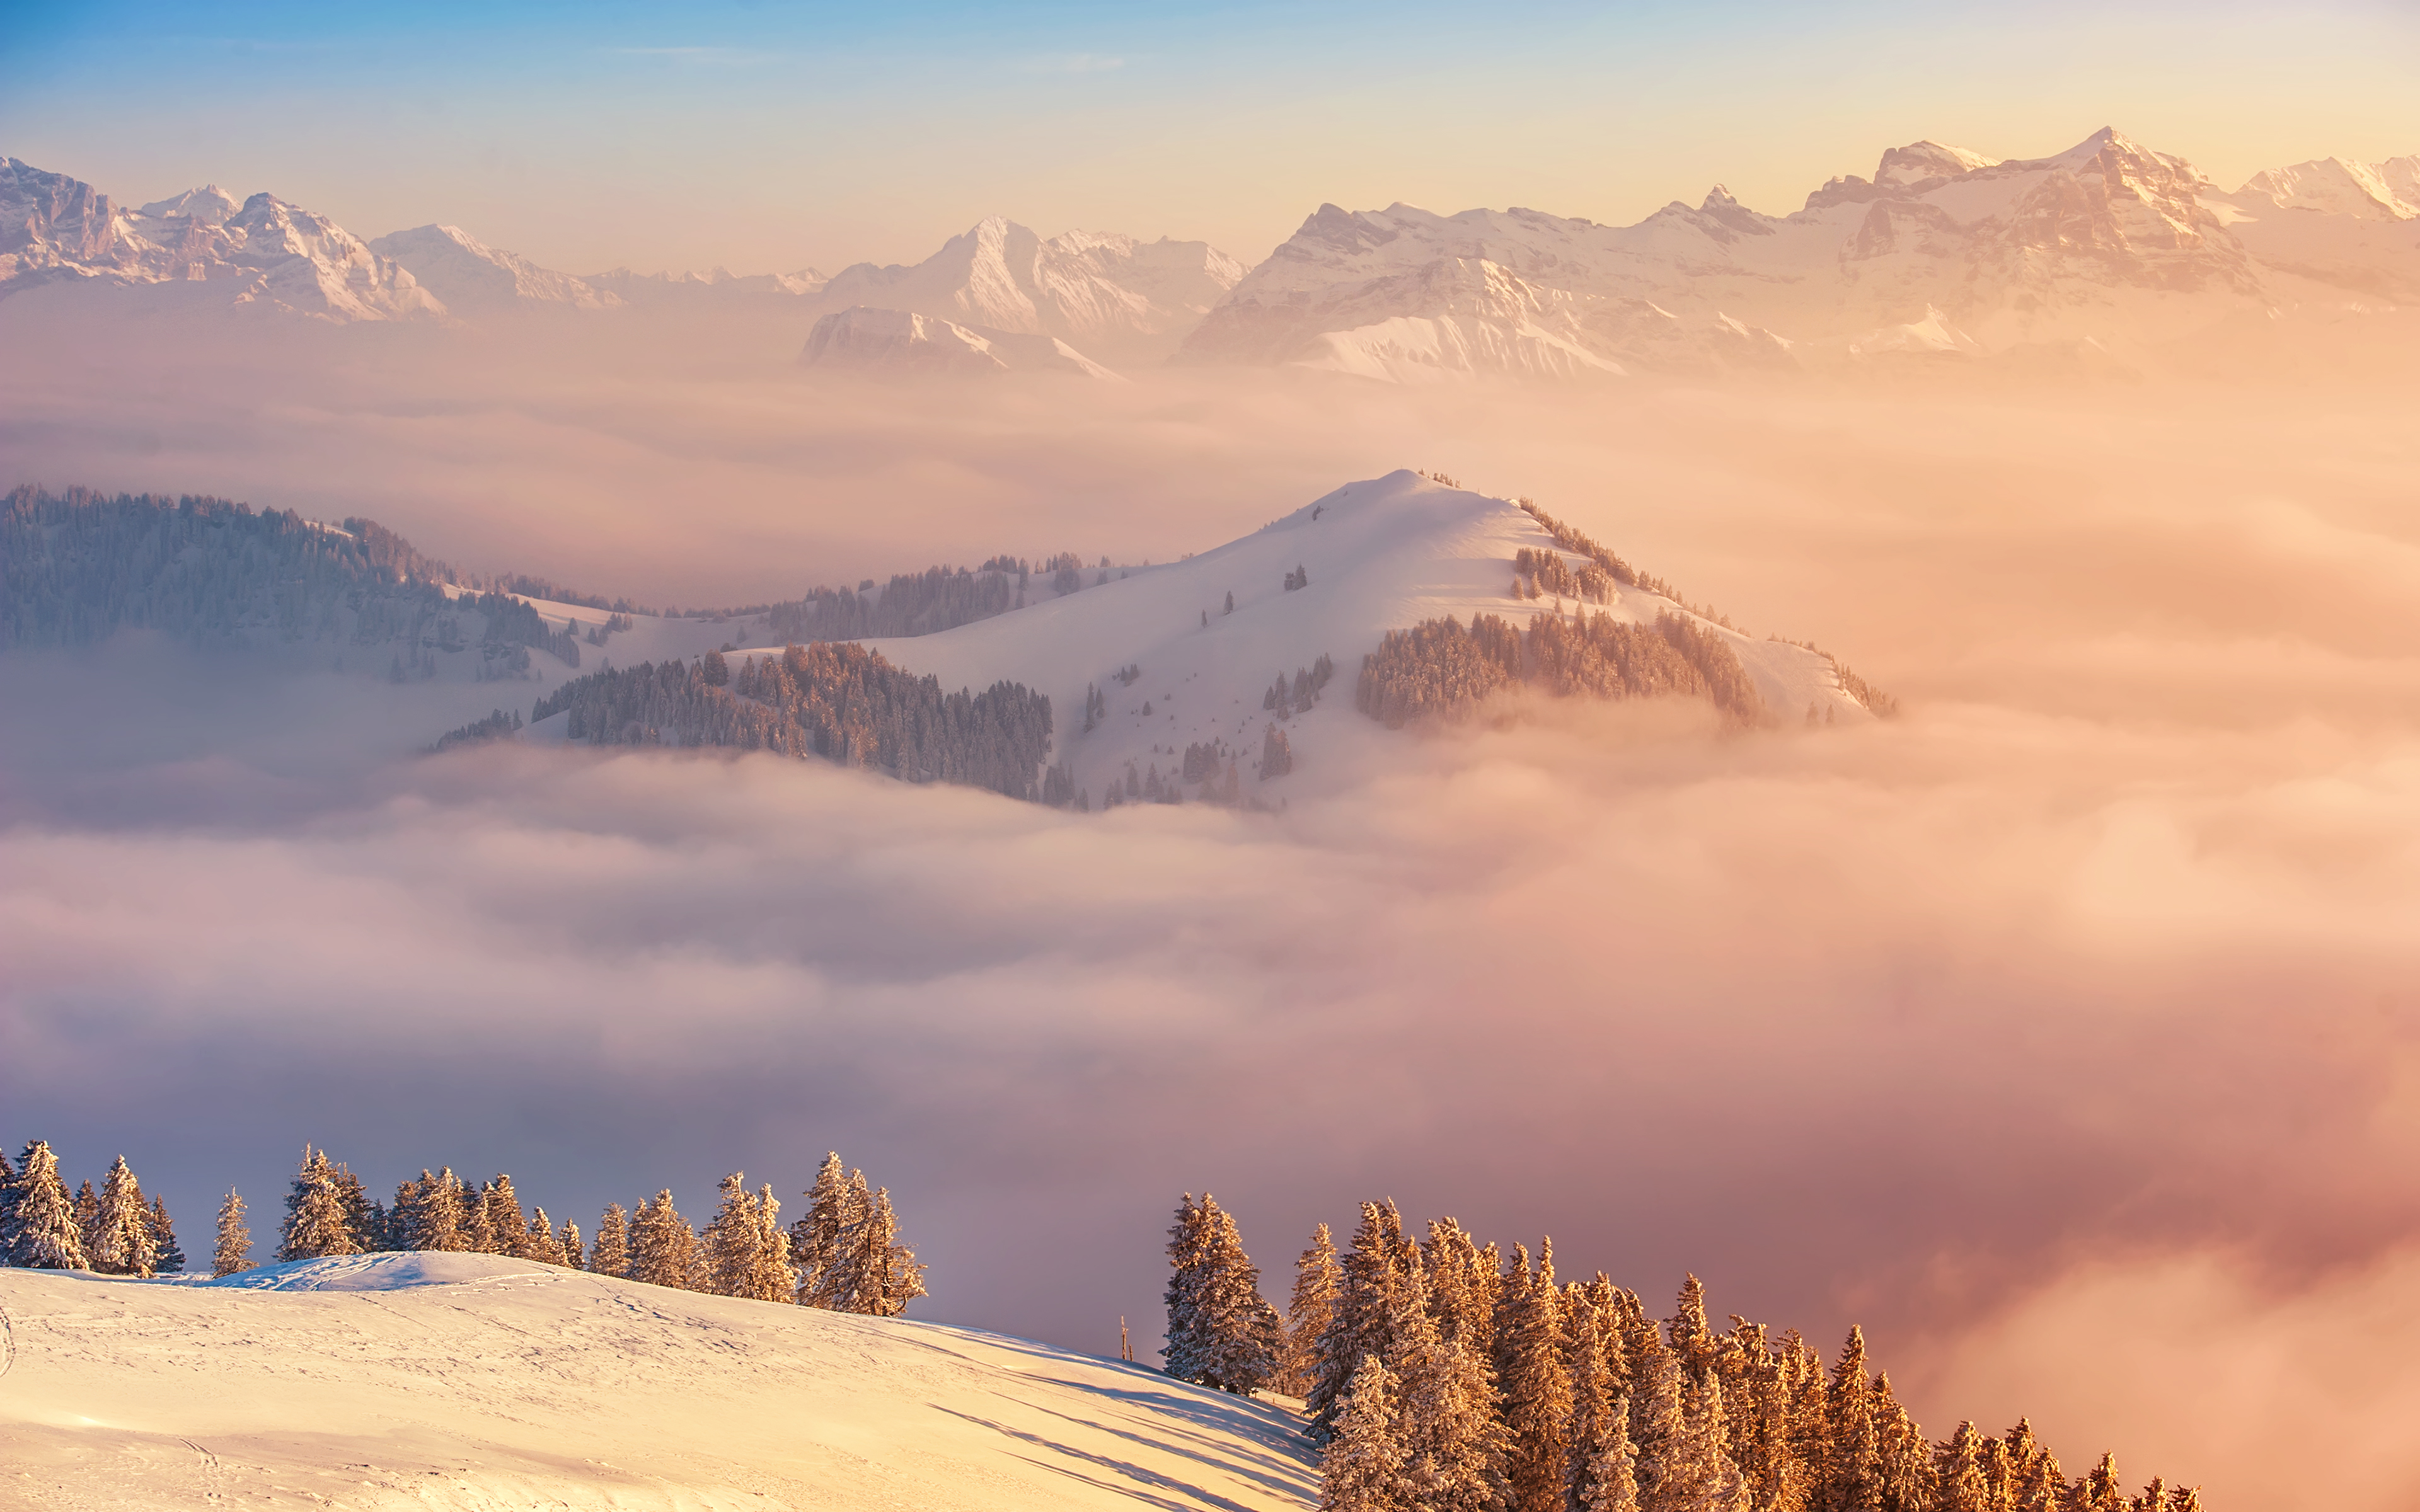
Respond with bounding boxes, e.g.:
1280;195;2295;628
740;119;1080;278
5;327;2420;1509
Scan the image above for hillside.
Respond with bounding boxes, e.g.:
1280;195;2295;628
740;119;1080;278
0;1251;1316;1511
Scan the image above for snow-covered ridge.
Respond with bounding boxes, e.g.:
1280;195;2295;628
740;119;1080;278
1183;127;2417;379
800;304;1125;379
368;223;622;311
0;1252;1317;1511
0;157;446;323
812;215;1246;367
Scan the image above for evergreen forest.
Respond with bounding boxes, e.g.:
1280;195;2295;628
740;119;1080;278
529;642;1054;799
1165;1195;2198;1512
0;1140;925;1316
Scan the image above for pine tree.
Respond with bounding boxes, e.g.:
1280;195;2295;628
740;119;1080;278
147;1196;186;1274
74;1179;100;1257
1281;1223;1341;1396
559;1218;585;1272
1630;1336;1686;1512
1390;1275;1509;1512
627;1190;696;1289
1669;1274;1719;1385
841;1186;926;1317
590;1203;631;1278
2002;1420;2065;1512
2075;1455;2126;1512
1318;1353;1406;1512
1163;1193;1280;1394
792;1152;861;1307
1310;1200;1419;1437
479;1175;527;1256
1499;1240;1574;1512
213;1189;252;1277
1820;1328;1881;1512
521;1208;567;1265
1869;1372;1932;1512
1569;1310;1627;1511
279;1147;360;1261
0;1144;17;1243
6;1140;88;1269
89;1155;159;1277
703;1172;794;1300
1937;1423;1993;1512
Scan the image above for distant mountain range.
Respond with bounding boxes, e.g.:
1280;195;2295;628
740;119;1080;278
5;129;2414;378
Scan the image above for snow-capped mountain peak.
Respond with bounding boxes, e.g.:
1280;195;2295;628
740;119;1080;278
368;223;622;310
811;216;1245;363
135;184;241;225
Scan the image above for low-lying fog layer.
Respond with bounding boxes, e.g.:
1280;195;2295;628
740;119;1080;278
4;319;2419;1511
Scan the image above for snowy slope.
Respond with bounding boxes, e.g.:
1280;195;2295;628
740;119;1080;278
368;224;622;311
1182;127;2414;378
860;471;1872;805
0;157;446;322
0;1252;1316;1511
813;217;1247;363
800;305;1125;379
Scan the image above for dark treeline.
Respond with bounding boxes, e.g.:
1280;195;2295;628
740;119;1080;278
530;641;1053;799
1357;610;1765;730
3;486;592;677
761;549;1114;644
428;707;524;753
0;1138;925;1317
1516;495;1896;719
1166;1195;2200;1512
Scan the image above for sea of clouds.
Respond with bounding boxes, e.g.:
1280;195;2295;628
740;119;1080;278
4;312;2418;1510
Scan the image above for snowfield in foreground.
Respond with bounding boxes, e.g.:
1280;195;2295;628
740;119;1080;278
0;1252;1316;1511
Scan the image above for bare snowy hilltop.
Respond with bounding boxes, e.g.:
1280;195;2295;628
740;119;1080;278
0;1252;1315;1510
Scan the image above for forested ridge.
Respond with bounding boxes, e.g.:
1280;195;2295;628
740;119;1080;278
529;642;1054;799
1167;1195;2199;1512
0;1140;925;1315
1357;609;1766;729
2;485;587;675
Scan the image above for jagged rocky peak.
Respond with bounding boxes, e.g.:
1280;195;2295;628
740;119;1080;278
800;305;1121;380
2233;155;2420;220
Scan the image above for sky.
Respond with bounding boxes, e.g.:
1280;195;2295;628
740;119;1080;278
4;0;2417;273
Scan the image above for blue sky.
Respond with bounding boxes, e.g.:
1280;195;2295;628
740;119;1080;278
5;0;2416;273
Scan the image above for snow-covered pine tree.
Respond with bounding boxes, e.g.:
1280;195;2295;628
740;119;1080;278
747;1184;797;1302
1420;1218;1499;1362
1869;1372;1932;1512
627;1189;696;1289
1162;1193;1280;1394
279;1146;360;1261
147;1196;185;1274
703;1172;768;1297
590;1203;631;1278
6;1140;87;1269
478;1175;527;1256
213;1189;251;1277
1389;1272;1509;1512
521;1208;566;1265
1630;1335;1686;1512
791;1152;862;1307
1498;1239;1574;1512
1668;1274;1718;1385
843;1186;926;1317
1821;1327;1882;1512
74;1180;100;1257
1568;1310;1625;1511
1935;1423;1993;1512
1657;1369;1748;1512
89;1155;159;1277
1309;1200;1418;1438
1317;1353;1406;1512
2001;1419;2065;1512
559;1218;585;1271
2075;1454;2126;1512
1281;1223;1341;1397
